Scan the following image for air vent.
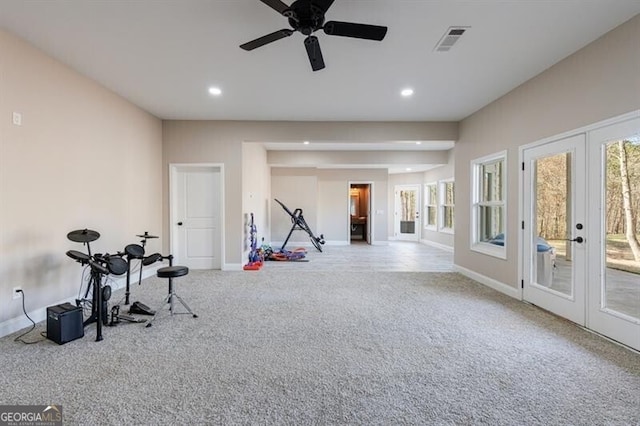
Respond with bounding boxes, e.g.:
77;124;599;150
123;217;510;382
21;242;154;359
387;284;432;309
434;27;469;52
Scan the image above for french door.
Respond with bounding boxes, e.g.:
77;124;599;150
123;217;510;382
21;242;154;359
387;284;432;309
587;118;639;349
394;185;420;241
523;116;640;350
523;134;587;324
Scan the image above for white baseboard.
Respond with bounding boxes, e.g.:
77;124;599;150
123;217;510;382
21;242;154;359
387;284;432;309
223;263;243;271
453;264;521;300
420;239;454;253
0;265;160;339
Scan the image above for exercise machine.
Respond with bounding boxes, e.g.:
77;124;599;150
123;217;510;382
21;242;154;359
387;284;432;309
274;198;325;252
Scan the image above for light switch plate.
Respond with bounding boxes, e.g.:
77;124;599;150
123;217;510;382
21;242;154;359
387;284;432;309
12;112;22;126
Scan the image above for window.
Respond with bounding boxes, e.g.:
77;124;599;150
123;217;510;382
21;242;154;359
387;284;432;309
471;151;507;258
424;183;437;229
439;179;454;233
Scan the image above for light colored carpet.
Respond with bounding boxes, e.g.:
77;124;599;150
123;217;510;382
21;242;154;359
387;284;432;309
1;269;638;425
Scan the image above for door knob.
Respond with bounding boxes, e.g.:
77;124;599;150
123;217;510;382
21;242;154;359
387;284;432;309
177;222;183;226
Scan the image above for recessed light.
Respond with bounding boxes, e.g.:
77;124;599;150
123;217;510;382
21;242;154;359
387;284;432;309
401;88;414;97
208;87;222;96
416;141;422;145
303;141;310;145
406;168;412;171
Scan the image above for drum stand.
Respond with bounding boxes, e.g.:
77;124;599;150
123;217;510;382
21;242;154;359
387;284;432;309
83;261;109;341
67;229;109;342
124;232;159;305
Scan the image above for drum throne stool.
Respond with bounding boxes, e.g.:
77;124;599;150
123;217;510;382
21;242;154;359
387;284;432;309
146;259;198;328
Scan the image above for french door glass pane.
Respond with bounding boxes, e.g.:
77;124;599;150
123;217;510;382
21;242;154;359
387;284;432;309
603;139;640;320
400;189;417;234
535;153;572;295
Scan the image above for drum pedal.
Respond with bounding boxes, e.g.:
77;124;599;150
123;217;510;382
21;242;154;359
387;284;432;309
118;313;147;323
129;301;155;316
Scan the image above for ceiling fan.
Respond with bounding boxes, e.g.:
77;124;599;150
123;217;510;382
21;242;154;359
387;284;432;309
240;0;388;71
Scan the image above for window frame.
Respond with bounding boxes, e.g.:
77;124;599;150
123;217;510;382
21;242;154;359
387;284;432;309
438;178;455;234
470;151;507;259
424;182;438;230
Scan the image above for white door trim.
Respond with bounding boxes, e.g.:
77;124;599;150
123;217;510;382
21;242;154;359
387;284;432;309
348;181;374;245
169;163;225;268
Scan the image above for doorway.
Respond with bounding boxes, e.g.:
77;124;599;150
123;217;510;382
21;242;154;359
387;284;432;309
394;184;421;241
170;164;223;269
349;183;371;244
522;115;640;350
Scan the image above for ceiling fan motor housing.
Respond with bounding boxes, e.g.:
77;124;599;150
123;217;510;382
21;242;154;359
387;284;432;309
287;1;326;35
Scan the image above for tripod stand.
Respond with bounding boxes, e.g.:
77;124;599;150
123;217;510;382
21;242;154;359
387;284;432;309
145;255;197;328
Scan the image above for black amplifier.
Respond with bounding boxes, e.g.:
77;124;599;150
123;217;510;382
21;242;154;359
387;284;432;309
46;303;84;345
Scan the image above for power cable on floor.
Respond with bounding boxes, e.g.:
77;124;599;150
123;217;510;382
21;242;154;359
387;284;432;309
13;289;46;344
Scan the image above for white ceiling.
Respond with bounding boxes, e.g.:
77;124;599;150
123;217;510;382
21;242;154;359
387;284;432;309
1;0;639;172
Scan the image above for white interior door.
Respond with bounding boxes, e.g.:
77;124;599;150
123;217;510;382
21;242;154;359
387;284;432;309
523;134;587;325
171;165;222;269
523;115;640;350
394;185;420;241
587;117;640;350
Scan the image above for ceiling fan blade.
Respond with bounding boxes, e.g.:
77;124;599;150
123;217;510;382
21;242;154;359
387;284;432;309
323;21;388;41
312;0;335;13
260;0;290;15
304;36;325;71
240;29;293;51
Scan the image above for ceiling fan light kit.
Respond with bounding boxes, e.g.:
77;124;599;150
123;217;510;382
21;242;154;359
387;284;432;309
240;0;388;71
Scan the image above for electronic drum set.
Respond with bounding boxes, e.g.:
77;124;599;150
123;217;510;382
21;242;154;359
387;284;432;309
65;229;168;341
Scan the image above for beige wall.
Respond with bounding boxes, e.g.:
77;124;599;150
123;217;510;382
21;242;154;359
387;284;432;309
0;30;162;329
454;14;640;288
318;168;389;244
242;142;271;260
271;170;318;246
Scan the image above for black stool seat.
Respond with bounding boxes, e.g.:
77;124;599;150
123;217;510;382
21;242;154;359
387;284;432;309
157;266;189;278
146;264;196;328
